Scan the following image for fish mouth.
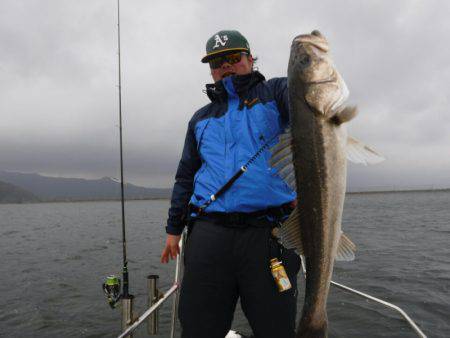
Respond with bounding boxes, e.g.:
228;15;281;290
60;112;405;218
303;68;337;85
304;78;335;85
294;35;329;52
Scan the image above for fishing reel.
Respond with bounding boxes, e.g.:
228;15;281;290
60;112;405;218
102;275;122;308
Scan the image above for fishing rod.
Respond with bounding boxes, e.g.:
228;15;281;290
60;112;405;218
197;133;277;212
102;0;133;316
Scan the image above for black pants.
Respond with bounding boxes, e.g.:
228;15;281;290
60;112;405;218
179;220;301;338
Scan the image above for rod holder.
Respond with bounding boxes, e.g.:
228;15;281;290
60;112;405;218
121;295;134;338
147;275;160;335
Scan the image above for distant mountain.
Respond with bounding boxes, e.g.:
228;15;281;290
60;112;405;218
0;180;40;203
0;171;171;202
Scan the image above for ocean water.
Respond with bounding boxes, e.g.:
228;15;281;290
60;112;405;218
0;191;449;337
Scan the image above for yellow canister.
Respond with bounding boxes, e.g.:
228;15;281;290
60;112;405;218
270;258;292;292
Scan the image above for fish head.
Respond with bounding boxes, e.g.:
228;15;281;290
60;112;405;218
289;30;350;118
289;30;334;85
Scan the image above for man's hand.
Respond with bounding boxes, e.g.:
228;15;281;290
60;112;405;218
160;234;181;263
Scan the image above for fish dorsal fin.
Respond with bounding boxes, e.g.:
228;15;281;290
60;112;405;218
346;136;385;165
278;206;303;252
335;232;356;261
330;106;358;125
269;129;297;190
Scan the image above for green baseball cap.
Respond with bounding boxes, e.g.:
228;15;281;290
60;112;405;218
201;30;250;63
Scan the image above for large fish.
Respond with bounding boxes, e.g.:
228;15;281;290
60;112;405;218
270;30;384;338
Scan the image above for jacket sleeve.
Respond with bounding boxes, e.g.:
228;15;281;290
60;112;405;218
268;77;290;128
166;119;202;235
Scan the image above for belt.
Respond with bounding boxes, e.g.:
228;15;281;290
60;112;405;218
188;203;294;227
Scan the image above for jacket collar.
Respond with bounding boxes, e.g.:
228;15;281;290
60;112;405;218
205;71;266;102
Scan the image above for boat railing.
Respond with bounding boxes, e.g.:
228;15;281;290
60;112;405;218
300;256;427;338
330;280;426;338
117;230;186;338
117;231;427;338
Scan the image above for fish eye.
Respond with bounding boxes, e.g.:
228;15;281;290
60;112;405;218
299;54;311;66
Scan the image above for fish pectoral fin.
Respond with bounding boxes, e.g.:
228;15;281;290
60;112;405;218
346;136;386;165
279;206;304;254
330;105;358;125
335;232;356;261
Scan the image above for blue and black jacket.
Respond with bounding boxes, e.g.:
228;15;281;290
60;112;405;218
166;71;296;235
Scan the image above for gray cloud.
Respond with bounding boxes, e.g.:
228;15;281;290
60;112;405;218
1;0;449;189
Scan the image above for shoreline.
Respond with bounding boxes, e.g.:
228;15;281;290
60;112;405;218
347;188;450;195
0;197;169;205
1;188;449;205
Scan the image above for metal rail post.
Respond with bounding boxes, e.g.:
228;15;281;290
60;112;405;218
121;295;134;338
147;275;159;335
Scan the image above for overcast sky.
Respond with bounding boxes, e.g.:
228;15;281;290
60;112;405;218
1;0;449;189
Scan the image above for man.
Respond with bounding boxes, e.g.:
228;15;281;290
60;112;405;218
161;30;300;338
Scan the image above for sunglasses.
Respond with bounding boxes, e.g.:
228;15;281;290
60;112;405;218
209;52;248;69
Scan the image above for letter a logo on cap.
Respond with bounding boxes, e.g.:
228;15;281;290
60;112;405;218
201;30;250;63
213;34;228;49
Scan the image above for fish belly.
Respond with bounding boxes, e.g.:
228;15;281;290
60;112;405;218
290;95;347;337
